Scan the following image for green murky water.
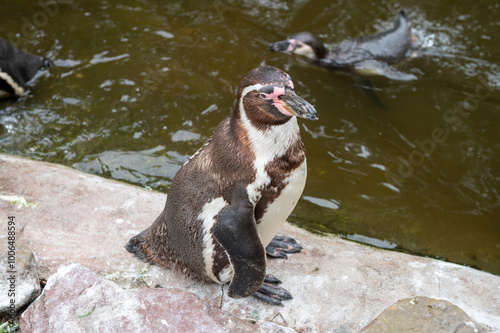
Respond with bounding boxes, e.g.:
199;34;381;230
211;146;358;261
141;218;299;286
1;0;499;275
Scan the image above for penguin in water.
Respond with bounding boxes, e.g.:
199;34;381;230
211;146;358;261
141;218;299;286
127;66;318;305
0;38;52;99
269;11;419;108
269;11;418;73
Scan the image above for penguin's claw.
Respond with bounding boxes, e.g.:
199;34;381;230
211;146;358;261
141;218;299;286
272;235;297;244
264;274;282;284
260;282;293;300
265;247;288;259
252;274;293;306
253;291;284;306
266;235;303;258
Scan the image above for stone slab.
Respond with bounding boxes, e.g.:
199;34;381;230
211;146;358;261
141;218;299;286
1;154;499;332
361;296;489;333
20;262;293;333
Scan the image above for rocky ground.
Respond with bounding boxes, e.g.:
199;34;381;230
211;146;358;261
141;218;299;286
0;154;499;332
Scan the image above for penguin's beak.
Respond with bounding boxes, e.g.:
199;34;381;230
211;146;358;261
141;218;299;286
278;89;318;121
269;40;295;53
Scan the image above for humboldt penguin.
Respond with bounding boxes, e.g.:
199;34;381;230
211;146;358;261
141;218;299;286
269;11;419;108
0;38;52;99
127;66;318;305
269;11;418;73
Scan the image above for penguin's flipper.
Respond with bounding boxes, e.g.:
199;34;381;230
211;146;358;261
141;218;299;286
266;235;303;258
253;274;293;306
352;72;387;110
213;184;267;299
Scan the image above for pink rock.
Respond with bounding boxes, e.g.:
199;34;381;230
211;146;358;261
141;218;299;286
20;262;292;333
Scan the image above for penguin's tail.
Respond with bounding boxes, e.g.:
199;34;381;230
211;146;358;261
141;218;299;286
397;10;410;29
125;230;152;263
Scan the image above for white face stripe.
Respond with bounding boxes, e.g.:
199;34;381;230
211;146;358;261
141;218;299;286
240;83;263;99
293;43;316;60
0;70;25;96
238;84;300;205
198;197;228;283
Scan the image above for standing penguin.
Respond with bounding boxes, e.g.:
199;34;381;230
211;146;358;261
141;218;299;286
127;66;318;305
0;38;52;99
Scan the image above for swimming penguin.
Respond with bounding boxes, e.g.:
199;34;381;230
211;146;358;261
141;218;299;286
0;38;52;99
126;66;318;305
269;11;418;108
269;10;418;74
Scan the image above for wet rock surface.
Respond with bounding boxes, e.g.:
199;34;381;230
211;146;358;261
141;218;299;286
361;296;490;333
0;238;40;315
1;154;500;332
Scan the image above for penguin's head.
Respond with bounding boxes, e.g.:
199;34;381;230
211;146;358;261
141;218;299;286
236;66;318;125
269;32;327;61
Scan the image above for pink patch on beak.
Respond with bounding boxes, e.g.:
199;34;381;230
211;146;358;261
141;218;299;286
272;102;294;116
267;86;285;100
287;39;296;52
260;86;294;117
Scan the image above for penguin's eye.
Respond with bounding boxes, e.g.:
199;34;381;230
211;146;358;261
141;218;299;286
259;85;276;100
259;85;285;101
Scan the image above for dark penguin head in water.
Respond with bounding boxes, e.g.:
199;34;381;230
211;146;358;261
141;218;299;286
269;10;418;70
126;66;317;305
269;31;328;61
0;38;52;98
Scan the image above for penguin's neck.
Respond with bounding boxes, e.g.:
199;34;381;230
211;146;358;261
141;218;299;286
234;89;301;204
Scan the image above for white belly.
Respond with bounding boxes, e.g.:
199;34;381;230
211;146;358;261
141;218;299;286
256;160;307;247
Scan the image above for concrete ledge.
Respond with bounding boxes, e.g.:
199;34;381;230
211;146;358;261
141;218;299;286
1;154;499;332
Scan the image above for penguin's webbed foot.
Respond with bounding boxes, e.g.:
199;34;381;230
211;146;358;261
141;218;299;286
253;274;292;306
265;235;302;259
